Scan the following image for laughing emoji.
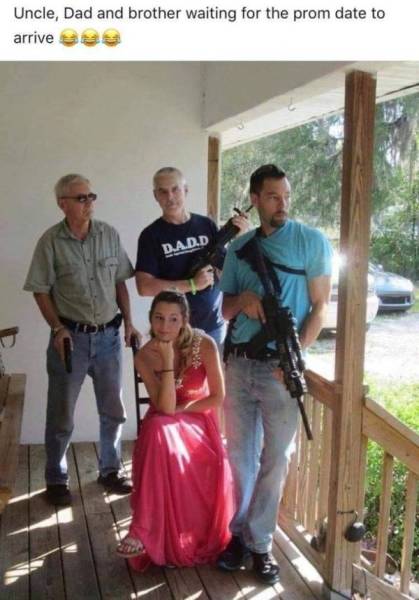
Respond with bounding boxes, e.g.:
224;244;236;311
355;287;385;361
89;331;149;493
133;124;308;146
81;28;100;47
60;29;78;47
102;28;121;47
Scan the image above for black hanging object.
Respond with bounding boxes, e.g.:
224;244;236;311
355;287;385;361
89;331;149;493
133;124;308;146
344;512;366;542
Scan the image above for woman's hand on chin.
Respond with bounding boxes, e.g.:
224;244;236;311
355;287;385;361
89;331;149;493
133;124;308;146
156;339;175;367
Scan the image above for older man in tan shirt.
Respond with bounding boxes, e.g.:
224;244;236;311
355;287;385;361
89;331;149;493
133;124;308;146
24;174;140;506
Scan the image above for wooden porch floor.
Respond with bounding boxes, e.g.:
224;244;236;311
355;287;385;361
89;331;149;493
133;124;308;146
0;442;323;600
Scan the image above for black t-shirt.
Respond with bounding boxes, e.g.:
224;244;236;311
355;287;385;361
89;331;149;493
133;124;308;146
136;214;225;332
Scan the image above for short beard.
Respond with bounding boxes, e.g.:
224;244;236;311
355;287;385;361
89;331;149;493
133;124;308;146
269;216;287;229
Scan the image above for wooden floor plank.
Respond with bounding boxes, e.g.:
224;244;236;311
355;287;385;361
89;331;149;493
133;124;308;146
274;528;323;600
227;546;317;600
196;564;244;600
165;566;210;600
74;441;135;599
232;565;283;599
109;440;173;600
0;445;30;599
1;441;324;600
130;565;174;600
29;444;66;600
55;444;101;599
271;542;317;600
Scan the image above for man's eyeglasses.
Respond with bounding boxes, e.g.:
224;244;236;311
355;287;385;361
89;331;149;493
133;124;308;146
60;193;97;204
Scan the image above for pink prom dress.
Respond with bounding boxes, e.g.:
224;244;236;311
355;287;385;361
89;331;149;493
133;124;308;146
128;333;234;570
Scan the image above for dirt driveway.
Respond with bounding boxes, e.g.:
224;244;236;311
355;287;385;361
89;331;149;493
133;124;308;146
307;311;419;383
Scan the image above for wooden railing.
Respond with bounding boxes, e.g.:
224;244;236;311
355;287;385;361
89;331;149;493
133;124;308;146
280;369;418;599
362;396;419;596
280;370;336;577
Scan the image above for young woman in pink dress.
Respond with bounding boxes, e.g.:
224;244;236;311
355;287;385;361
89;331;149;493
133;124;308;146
116;290;234;569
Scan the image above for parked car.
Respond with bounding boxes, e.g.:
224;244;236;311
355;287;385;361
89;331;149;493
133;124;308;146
369;264;415;312
323;254;379;331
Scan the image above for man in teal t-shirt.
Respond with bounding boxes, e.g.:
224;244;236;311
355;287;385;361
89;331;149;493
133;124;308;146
217;164;332;585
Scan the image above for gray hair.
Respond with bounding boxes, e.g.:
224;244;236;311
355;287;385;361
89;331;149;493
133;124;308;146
153;167;186;190
54;174;90;200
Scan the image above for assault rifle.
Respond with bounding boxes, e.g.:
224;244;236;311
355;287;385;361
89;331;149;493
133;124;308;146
249;297;312;440
187;205;252;279
63;337;72;374
237;236;313;440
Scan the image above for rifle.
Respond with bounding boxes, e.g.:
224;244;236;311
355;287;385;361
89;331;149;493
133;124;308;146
187;205;252;279
238;236;313;440
63;337;72;374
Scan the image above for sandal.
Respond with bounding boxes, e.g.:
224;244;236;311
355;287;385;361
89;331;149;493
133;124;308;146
116;535;144;558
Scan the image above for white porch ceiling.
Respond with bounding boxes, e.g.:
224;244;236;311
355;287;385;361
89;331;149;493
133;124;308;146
209;61;419;149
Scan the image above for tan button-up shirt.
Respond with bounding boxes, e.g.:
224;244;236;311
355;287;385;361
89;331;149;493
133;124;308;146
24;219;134;324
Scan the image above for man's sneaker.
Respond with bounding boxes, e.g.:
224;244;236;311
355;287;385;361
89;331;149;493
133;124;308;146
97;472;132;494
251;551;280;585
45;484;72;507
217;535;248;571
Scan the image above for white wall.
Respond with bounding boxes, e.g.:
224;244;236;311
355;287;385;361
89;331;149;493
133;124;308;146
0;62;207;443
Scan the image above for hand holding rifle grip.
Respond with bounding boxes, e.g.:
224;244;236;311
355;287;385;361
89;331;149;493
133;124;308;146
216;205;253;246
188;205;252;279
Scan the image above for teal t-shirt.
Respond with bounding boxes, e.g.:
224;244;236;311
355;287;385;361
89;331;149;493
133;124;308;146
219;220;332;344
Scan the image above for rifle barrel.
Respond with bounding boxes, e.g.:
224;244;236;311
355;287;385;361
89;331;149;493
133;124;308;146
297;396;313;440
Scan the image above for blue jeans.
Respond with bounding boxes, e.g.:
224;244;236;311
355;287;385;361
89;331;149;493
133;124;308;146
45;327;126;485
224;356;298;553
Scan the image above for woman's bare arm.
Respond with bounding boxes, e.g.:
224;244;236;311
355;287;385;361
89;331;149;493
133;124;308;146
135;342;177;415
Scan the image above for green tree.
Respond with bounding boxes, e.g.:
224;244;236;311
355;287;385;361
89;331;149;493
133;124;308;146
371;95;419;278
221;116;343;232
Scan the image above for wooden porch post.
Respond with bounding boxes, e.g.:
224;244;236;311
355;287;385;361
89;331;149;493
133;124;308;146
207;136;220;221
325;71;377;596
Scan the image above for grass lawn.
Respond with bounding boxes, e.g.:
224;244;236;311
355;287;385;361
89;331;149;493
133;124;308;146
365;376;419;431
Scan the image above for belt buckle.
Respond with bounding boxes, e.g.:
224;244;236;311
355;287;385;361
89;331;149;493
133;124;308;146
90;324;99;334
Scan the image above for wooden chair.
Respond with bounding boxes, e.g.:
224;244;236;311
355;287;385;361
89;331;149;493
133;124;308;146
0;327;26;515
130;335;150;435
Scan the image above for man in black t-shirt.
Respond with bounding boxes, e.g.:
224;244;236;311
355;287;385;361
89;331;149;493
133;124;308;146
135;167;248;346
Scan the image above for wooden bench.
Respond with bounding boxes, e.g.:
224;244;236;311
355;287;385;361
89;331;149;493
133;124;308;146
0;327;26;514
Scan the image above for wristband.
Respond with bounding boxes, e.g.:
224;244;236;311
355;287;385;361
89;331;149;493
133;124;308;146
189;278;197;296
52;325;65;337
